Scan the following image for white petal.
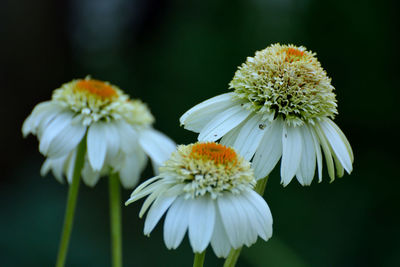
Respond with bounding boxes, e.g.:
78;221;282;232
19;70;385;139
211;211;232;258
325;119;354;162
115;120;139;154
295;125;316;186
253;119;284;179
139;128;176;165
314;124;335;180
104;121;121;163
39;111;74;156
188;197;215;253
40;156;66;183
319;120;353;174
81;162;101;187
47;116;86;158
309;126;323;181
198;105;252;142
87;122;108;171
281;124;303;186
220;121;243;148
217;194;247;249
242;190;273;241
65;150;77;184
232;114;267;161
234;194;258;246
163;196;190;249
118;149;148;189
144;194;177;235
180;93;238;132
22;101;62;137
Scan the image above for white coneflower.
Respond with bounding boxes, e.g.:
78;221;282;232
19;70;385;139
23;77;175;188
126;142;273;258
180;44;353;186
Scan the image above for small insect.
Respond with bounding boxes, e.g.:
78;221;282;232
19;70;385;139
259;124;266;130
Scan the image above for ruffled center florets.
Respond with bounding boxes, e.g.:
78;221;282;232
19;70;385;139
160;142;255;199
230;43;338;126
52;77;154;126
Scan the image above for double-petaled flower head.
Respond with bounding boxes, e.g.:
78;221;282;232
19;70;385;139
23;77;175;188
126;142;273;258
180;44;353;186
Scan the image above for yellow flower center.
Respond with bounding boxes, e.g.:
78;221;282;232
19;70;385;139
75;79;117;100
190;142;238;167
284;47;305;62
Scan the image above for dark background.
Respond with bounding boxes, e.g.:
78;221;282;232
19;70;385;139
1;0;398;266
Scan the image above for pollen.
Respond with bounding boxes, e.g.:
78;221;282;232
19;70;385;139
284;47;305;62
75;79;117;99
190;142;238;166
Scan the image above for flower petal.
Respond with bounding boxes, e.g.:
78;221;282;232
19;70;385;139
199;105;252;142
252;119;283;179
295;125;316;186
281;124;303;186
314;124;335;180
144;194;177;235
180;93;238;132
189;197;216;253
87;122;108;171
119;148;148;189
232;114;267;161
47;116;86;158
211;210;232;258
81;162;101;187
163;196;190;249
139;128;176;165
39;111;74;156
319;119;353;174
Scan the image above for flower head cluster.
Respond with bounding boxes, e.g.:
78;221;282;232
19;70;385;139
180;44;353;186
23;77;175;188
126;142;272;257
230;44;337;126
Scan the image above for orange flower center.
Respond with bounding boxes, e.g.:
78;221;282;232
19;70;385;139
190;142;238;166
284;47;304;62
75;79;117;99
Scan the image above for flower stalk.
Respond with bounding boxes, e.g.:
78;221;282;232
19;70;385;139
109;172;123;267
55;138;86;267
193;251;206;267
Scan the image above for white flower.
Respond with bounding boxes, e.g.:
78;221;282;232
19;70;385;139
180;44;353;186
23;77;176;188
126;142;273;258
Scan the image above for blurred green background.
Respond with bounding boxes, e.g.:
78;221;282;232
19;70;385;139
1;0;398;266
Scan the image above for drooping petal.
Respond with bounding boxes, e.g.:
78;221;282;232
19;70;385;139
188;197;216;253
295;125;316;186
180;93;238;132
253;119;283;179
319;119;353;174
119;148;148;189
232;114;267;161
139;128;176;165
325;118;354;163
87;122;108;171
198;105;252;142
242;190;273;241
211;210;232;258
81;162;102;187
163;196;190;249
220;121;243;147
144;194;177;235
39;111;74;156
314;123;335;180
309;125;323;181
115;120;139;154
217;194;247;249
281;124;303;186
47;115;86;158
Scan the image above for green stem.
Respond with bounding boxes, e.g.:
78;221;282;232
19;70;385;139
109;172;122;267
55;139;86;267
223;176;269;267
193;251;206;267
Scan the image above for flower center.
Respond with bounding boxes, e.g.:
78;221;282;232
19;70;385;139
190;142;237;167
75;79;117;100
284;47;305;62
